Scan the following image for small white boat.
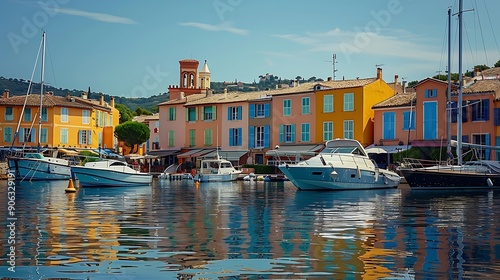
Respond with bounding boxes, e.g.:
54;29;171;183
71;159;152;187
8;152;71;181
279;139;401;191
194;157;242;182
159;164;194;181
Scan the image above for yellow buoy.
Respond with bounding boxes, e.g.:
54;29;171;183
65;178;77;193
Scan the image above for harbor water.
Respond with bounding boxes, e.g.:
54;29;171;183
1;179;500;279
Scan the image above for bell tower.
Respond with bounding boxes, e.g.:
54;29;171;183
199;60;211;89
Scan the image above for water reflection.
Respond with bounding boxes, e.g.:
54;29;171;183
1;180;500;279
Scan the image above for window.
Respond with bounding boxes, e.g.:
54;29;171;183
383;112;395;139
5;107;13;121
61;108;68;122
40;128;48;143
280;124;295;143
187;107;197;122
168;130;174;147
168;107;176;121
78;130;92;145
250;103;270;118
41;107;48;122
189;129;196;147
301;123;310;142
204;129;213;146
203;106;215;121
82;110;90;124
60;128;68;144
324;95;333;113
229;128;242;146
302;97;310;114
283;99;291;116
472;134;490;159
344;93;354;111
344;120;354;139
3;127;12;142
472;99;489;121
425;89;437;98
228;106;242;121
256;126;265;148
256;104;266;117
403;111;415;130
323;121;333;141
24;108;31;122
21;128;35;142
451;101;468;123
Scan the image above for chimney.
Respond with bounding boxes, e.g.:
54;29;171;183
110;96;115;107
224;88;228;99
205;88;213;97
66;92;71;100
99;93;104;105
474;68;480;78
275;84;279;89
3;89;9;98
402;81;407;93
394;75;399;84
327;77;332;81
376;68;382;80
180;91;185;99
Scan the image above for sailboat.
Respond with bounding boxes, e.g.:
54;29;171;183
7;32;72;181
400;1;500;190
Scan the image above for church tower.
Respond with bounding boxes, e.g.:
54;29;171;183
199;60;211;89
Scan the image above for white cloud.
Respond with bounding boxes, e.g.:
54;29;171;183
179;21;248;35
49;7;136;24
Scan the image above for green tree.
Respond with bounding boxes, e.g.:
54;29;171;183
135;107;153;116
115;103;133;123
495;60;500;68
114;121;150;154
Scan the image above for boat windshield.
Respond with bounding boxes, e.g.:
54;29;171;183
25;153;44;159
220;162;233;168
320;146;362;155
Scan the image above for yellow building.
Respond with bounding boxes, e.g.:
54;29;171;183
0;89;119;150
314;68;396;146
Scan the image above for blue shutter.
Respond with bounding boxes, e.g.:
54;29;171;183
264;125;270;148
229;129;234;146
19;128;24;143
410;112;415;130
451;102;457;123
249;104;255;119
403;112;409;130
472;100;478;121
249;126;255;148
462;102;468;122
485;134;491;160
31;128;36;142
237;128;242;146
484;99;490;121
291;124;296;142
496;136;500;160
264;103;270;117
462;135;469;143
424;89;429;98
494;108;500;126
237;106;242;120
227;107;231;121
279;124;284;143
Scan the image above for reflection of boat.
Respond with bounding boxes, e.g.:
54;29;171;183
7;32;71;181
279;139;401;191
401;1;500;190
71;160;152;187
194;157;242;182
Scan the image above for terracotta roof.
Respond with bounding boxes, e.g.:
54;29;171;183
458;79;500;100
158;93;206;106
372;93;416;109
413;77;448;88
186;91;265;106
0;94;95;109
481;67;500;77
133;113;159;123
265;78;377;97
179;59;198;63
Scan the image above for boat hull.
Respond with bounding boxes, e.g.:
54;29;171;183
195;173;240;182
279;165;400;191
8;157;71;181
400;168;500;189
71;166;152;187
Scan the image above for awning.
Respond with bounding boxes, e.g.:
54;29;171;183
177;149;214;159
191;149;215;157
58;148;78;156
365;144;411;154
125;153;144;160
148;149;180;157
201;150;247;161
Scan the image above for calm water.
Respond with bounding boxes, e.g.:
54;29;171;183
1;179;500;279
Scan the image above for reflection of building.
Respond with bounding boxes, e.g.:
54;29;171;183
0;89;119;150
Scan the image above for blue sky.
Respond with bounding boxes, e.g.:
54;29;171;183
2;0;500;98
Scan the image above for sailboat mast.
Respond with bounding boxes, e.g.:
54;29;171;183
446;7;452;156
38;31;46;153
457;0;463;165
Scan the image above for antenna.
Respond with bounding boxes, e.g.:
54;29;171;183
375;64;384;68
325;53;338;80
